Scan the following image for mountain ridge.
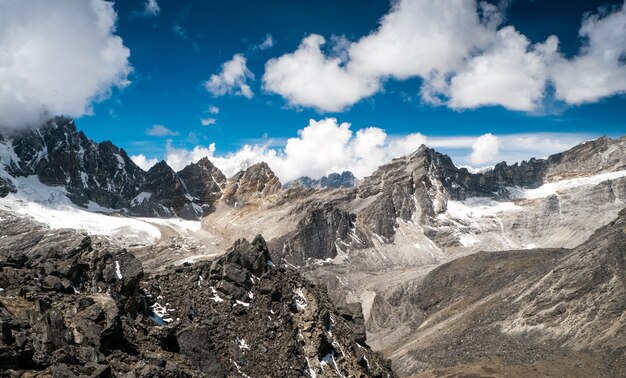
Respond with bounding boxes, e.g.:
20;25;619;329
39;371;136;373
2;118;626;377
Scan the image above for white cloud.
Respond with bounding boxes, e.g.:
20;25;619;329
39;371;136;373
551;2;626;104
143;0;160;17
208;106;220;114
258;35;274;50
150;118;592;181
146;124;179;137
437;132;590;166
165;141;211;172
164;118;426;180
131;154;158;171
263;0;495;112
447;28;558;111
0;0;132;129
205;54;254;99
262;0;626;113
469;133;500;164
200;118;216;126
263;34;379;112
347;0;494;80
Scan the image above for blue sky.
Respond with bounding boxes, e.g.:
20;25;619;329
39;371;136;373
1;0;625;180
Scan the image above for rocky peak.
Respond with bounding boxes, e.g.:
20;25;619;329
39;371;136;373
177;157;226;206
2;117;145;208
221;162;281;205
544;136;626;180
135;160;200;218
283;170;357;189
271;204;368;266
355;146;458;239
0;118;230;220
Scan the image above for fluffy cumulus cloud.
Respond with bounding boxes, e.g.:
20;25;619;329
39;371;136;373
205;54;254;99
347;0;494;80
163;118;427;180
146;124;179;137
447;28;558;111
263;0;626;113
141;118;591;181
469;133;500;164
263;35;379;112
0;0;132;130
551;2;626;104
131;154;158;171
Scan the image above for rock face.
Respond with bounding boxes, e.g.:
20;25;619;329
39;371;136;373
177;157;226;208
0;117;230;220
271;204;370;266
0;211;394;377
284;171;357;190
1;117;144;209
221;162;281;206
378;209;626;377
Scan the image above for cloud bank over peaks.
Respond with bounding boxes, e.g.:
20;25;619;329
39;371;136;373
133;117;590;183
0;0;132;130
131;154;159;171
263;0;626;113
204;54;254;99
469;133;500;164
151;118;426;181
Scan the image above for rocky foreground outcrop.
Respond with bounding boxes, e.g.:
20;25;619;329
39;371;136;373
0;211;394;377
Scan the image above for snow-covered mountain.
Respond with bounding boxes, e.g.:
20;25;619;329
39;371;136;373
0;117;226;221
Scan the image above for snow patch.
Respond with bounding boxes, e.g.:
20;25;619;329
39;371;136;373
150;302;174;325
209;287;224;303
131;191;152;205
236;337;250;350
114;261;123;279
320;352;343;376
113;153;125;168
0;176;162;244
306;357;317;378
444;197;522;218
136;217;201;235
292;288;308;311
508;170;626;199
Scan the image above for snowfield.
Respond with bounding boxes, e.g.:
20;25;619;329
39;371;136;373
0;174;201;245
508;170;626;199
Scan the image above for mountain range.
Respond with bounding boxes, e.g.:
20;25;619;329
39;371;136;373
1;118;625;377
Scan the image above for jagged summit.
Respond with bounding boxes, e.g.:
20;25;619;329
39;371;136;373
283;171;357;190
221;162;282;206
0;118;231;220
178;157;226;206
